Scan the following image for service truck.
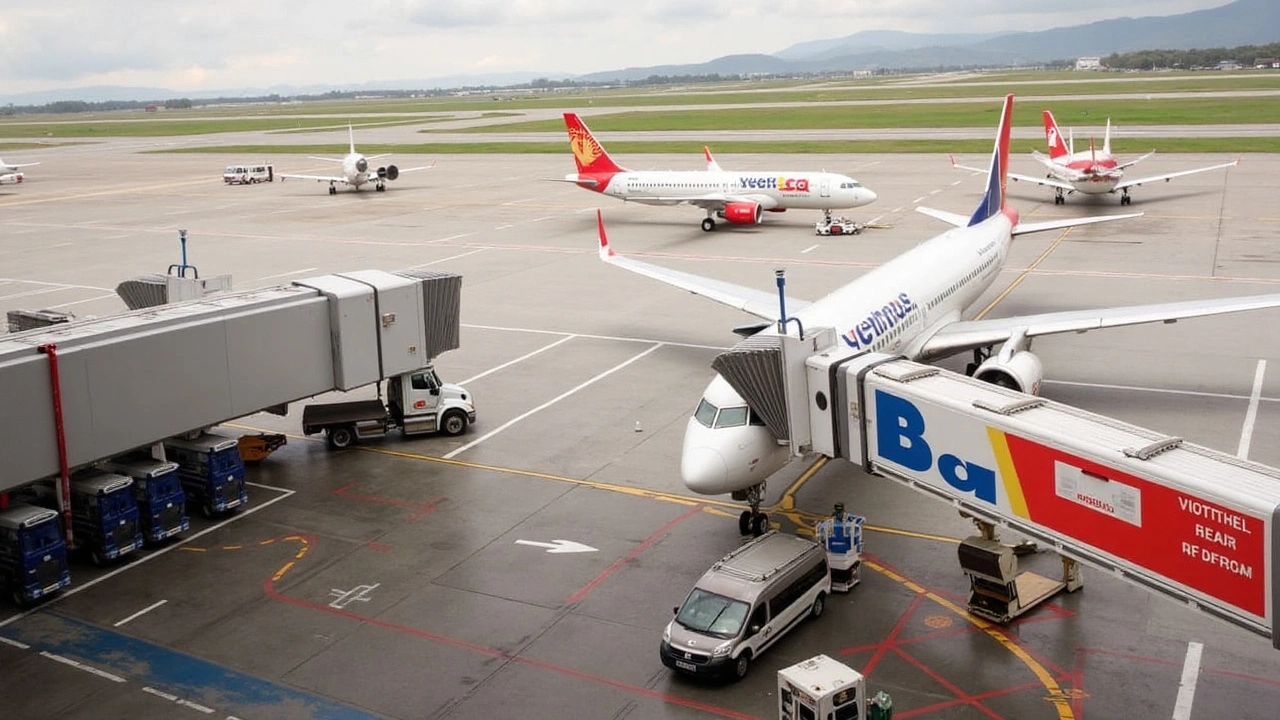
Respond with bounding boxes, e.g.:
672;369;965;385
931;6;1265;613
25;470;144;566
0;504;71;606
302;365;476;450
103;456;190;544
163;433;248;517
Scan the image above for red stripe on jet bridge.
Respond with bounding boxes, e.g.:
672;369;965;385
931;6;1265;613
1002;434;1267;618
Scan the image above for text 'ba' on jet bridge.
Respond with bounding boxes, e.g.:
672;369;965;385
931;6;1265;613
713;329;1280;649
0;269;462;495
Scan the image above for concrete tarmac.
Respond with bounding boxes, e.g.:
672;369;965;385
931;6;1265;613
1;139;1279;719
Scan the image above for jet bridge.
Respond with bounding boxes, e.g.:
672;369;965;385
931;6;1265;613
0;269;461;494
745;333;1280;648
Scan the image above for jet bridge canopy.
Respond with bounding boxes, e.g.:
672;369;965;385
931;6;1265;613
0;270;462;494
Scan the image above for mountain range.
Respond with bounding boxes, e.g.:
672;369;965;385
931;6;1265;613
2;0;1276;105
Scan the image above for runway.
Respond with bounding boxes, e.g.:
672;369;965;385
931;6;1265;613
1;137;1279;719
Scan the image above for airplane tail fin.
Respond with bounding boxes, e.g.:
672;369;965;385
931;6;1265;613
564;113;627;175
704;146;723;172
348;124;356;155
1043;110;1069;160
967;94;1013;227
1102;117;1112;156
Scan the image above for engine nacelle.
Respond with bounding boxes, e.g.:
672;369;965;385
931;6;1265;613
383;164;399;181
721;201;762;225
973;350;1044;395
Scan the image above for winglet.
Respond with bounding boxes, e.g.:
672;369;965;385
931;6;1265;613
597;210;616;261
704;146;723;172
967;94;1013;227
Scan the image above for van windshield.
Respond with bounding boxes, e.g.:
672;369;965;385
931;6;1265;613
675;588;749;639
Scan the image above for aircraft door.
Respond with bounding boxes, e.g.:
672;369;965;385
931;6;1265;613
820;178;830;197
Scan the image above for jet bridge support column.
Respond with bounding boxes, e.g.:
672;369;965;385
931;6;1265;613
38;343;73;547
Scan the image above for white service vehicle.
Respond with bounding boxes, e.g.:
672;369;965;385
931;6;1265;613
813;215;863;236
223;164;274;185
301;365;476;449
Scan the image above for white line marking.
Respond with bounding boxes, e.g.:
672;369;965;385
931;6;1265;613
114;599;168;627
0;484;295;629
532;216;555;222
1238;359;1266;459
912;196;925;204
143;687;180;702
493;224;514;230
0;277;113;291
1172;641;1204;720
459;335;577;385
0;636;30;649
502;197;538;205
39;651;127;683
1042;378;1271;403
406;248;487;268
801;244;819;254
48;292;119;309
929;188;942;195
0;286;70;301
951;180;963;186
178;699;215;714
253;268;317;282
462;323;728;351
891;206;903;213
428;233;473;244
443;343;664;459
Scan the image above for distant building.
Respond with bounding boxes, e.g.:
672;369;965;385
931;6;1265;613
1254;58;1279;69
1216;60;1242;71
144;104;160;112
1075;57;1102;71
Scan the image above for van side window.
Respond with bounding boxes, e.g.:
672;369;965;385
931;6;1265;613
768;557;829;618
747;604;768;635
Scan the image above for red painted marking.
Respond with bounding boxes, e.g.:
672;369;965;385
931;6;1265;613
897;680;1049;718
331;483;442;521
364;542;391;553
566;503;704;604
263;574;758;719
860;593;924;676
894;646;1004;719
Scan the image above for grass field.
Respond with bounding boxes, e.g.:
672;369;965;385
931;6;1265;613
157;137;1278;156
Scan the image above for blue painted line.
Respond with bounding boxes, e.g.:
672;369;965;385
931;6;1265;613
2;611;381;720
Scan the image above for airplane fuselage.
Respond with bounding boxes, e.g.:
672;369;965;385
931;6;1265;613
341;153;374;188
681;210;1015;495
583;170;874;210
1049;152;1122;195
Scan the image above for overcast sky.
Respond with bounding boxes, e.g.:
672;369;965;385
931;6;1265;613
0;0;1233;96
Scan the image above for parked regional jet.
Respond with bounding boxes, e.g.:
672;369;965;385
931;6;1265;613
279;125;433;194
0;156;40;185
597;94;1280;535
953;109;1238;205
562;113;877;231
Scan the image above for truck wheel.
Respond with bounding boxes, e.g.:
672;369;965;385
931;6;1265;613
11;589;27;608
441;411;468;437
327;425;356;449
91;549;107;567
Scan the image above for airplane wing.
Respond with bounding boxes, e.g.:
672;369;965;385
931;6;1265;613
915;205;1143;235
307;156;346;164
595;210;809;320
1114;158;1239;191
951;155;1076;193
917;294;1280;361
278;173;350;184
3;162;40;169
1115;150;1156;171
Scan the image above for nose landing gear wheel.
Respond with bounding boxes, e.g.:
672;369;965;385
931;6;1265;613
749;513;769;536
701;217;716;232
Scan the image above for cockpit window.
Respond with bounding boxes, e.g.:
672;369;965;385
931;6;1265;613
694;398;718;428
840;182;861;189
714;406;748;428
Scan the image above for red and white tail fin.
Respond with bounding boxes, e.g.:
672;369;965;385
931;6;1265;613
563;113;627;175
1042;110;1069;161
1102;117;1112;157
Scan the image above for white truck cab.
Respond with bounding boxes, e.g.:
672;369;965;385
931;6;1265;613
386;366;474;437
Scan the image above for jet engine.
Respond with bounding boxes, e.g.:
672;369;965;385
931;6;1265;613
720;202;763;225
378;164;400;181
973;350;1044;395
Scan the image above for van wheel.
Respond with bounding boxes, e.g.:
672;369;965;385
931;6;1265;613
441;410;467;437
732;652;751;680
327;425;355;449
811;592;826;619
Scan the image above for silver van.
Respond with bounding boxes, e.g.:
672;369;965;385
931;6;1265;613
660;531;830;681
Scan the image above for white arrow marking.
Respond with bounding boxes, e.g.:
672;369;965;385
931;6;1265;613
514;539;598;554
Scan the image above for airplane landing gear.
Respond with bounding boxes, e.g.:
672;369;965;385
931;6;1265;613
734;482;769;536
965;346;992;376
1054;188;1065;205
1120;189;1132;205
701;216;717;232
328;183;337;195
376;183;386;192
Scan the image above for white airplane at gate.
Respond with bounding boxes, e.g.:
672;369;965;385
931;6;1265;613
279;125;434;194
0;156;40;185
596;94;1280;536
562;112;878;232
952;109;1238;206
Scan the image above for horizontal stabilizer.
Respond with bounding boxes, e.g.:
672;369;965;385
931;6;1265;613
915;205;970;228
1012;211;1142;236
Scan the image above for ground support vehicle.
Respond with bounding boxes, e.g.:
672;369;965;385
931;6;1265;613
25;470;144;566
104;457;189;545
163;433;248;517
814;216;864;236
302;366;476;450
223;164;274;184
0;504;71;606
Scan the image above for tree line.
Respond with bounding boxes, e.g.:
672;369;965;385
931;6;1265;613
1104;43;1280;70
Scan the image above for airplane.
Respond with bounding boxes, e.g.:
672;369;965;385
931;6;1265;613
952;109;1238;206
561;112;878;232
0;156;40;185
279;125;434;195
596;93;1280;536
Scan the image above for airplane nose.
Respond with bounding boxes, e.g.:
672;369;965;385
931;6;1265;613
681;446;729;496
863;188;878;204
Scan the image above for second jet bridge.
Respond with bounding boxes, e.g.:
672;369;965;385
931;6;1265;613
0;269;461;494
